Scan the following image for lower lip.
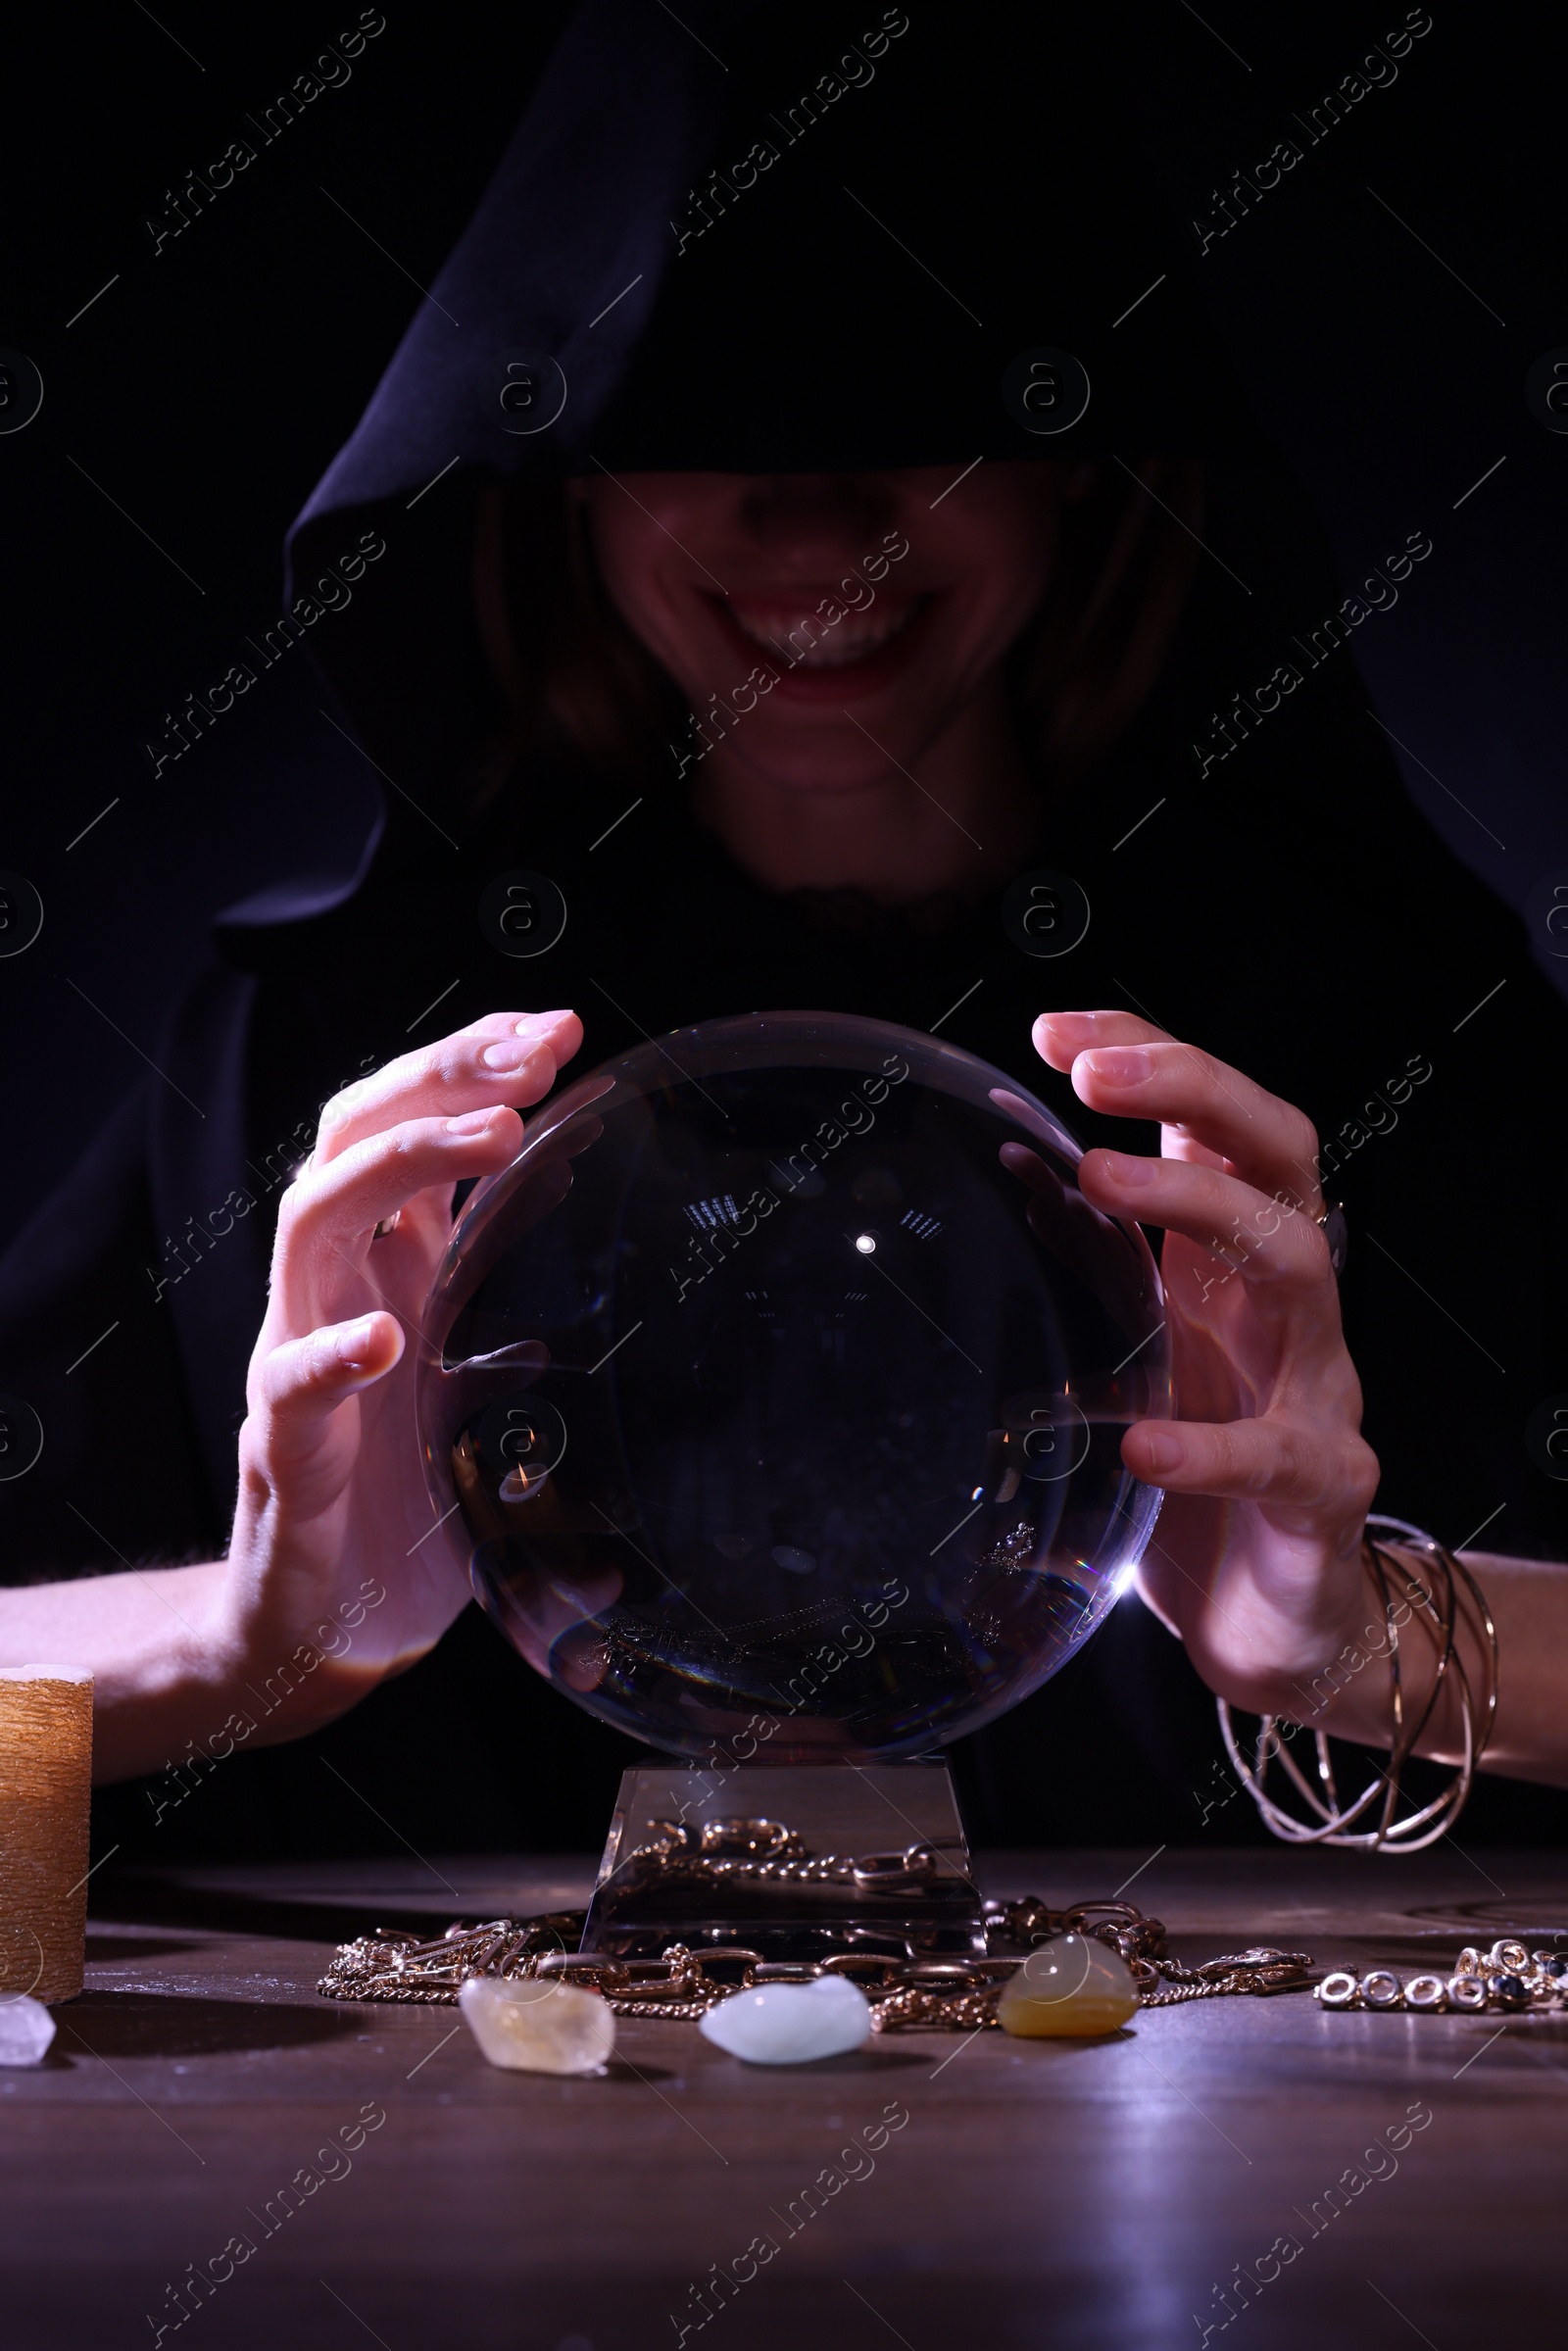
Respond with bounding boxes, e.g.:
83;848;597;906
707;594;938;703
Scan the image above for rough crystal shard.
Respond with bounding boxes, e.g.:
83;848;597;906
700;1975;870;2064
997;1934;1138;2037
0;1995;57;2067
458;1977;614;2074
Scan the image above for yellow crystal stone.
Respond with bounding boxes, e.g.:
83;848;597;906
997;1933;1139;2037
458;1976;615;2074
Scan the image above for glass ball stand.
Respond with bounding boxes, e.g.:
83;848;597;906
416;1013;1171;1964
582;1759;986;1962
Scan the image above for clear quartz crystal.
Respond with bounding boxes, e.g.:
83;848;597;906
699;1975;870;2064
0;1996;57;2066
458;1976;614;2075
997;1934;1138;2038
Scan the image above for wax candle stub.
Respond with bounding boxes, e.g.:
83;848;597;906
458;1975;615;2074
997;1934;1139;2037
699;1974;871;2064
0;1666;93;2006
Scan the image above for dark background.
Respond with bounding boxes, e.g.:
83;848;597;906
2;2;1565;1257
0;4;1560;1250
0;2;1563;1362
0;1;580;1245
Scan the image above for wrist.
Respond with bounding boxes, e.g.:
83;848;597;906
206;1559;393;1751
1275;1538;1491;1766
1214;1518;1497;1852
1275;1551;1404;1733
1148;1534;1373;1722
86;1562;249;1783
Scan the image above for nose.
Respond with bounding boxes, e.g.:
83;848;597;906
737;472;893;564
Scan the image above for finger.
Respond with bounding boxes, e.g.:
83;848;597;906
1032;1009;1171;1074
1068;1040;1321;1209
1034;1013;1225;1172
277;1106;523;1283
1080;1149;1334;1298
249;1312;405;1477
1123;1415;1379;1518
314;1010;582;1166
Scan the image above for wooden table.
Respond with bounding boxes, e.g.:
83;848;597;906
5;1847;1564;2347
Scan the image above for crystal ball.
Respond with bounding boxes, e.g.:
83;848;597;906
416;1012;1170;1763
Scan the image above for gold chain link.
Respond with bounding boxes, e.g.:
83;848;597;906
317;1828;1315;2027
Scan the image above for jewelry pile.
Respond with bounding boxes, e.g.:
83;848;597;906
1314;1937;1568;2014
318;1824;1314;2030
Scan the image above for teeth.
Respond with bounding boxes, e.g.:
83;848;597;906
727;600;915;667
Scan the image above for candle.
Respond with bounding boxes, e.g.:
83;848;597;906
0;1667;93;2004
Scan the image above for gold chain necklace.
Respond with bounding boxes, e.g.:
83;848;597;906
318;1823;1314;2029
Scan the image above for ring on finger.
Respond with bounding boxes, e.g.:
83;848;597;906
1316;1200;1348;1278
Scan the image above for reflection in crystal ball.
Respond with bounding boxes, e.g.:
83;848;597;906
416;1013;1170;1763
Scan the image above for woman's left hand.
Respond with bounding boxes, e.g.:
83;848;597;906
1033;1010;1380;1720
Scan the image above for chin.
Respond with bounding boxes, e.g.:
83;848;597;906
719;732;922;799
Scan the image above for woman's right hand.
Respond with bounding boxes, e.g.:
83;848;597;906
212;1007;582;1740
1034;1011;1379;1723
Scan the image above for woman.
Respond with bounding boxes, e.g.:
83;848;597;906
2;3;1564;1853
3;993;1562;1809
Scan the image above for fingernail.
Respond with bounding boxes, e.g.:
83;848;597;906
446;1106;502;1134
514;1009;572;1033
1106;1151;1157;1188
1142;1428;1184;1474
482;1036;548;1072
1084;1046;1152;1087
336;1315;381;1364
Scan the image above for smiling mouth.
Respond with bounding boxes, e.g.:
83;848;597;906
719;594;925;670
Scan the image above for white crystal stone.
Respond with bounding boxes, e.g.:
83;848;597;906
700;1975;870;2064
458;1976;614;2075
0;1996;56;2066
997;1934;1139;2038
